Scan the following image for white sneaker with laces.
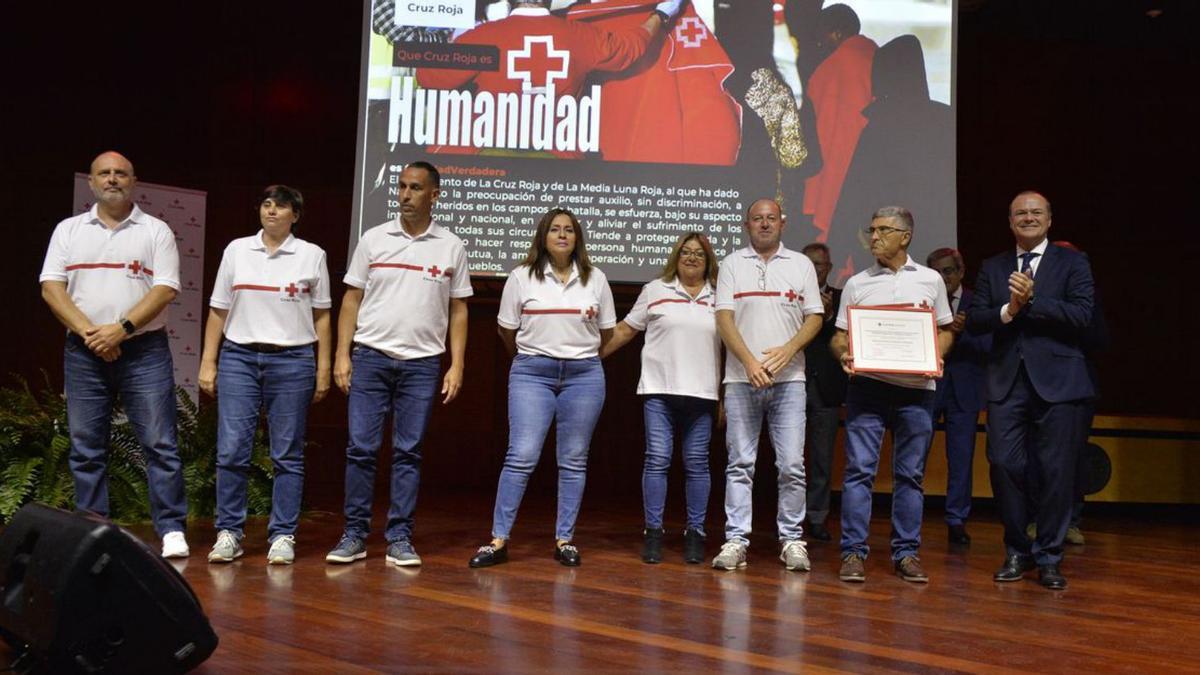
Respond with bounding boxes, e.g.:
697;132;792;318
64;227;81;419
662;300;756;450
268;535;296;565
711;540;748;570
208;529;243;563
780;539;810;571
162;531;190;559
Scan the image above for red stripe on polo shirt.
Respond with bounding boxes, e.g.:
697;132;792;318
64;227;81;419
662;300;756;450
647;298;690;309
64;262;127;271
232;284;280;292
733;291;782;299
369;262;425;272
522;308;581;315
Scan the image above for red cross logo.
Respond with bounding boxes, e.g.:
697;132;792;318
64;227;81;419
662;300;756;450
508;35;569;93
128;260;143;275
785;289;798;302
585;306;597;320
428;265;442;277
285;282;300;297
674;17;709;48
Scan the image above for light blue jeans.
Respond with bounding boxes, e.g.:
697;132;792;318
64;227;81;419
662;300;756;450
722;381;807;545
492;355;605;542
643;395;714;532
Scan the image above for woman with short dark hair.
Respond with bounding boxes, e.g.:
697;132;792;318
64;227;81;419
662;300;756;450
199;185;332;565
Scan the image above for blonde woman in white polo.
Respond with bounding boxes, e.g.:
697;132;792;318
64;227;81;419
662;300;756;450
602;232;721;565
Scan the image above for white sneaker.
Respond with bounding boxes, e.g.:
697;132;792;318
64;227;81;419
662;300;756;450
268;535;296;565
780;540;810;571
711;540;748;570
162;531;190;559
208;530;244;563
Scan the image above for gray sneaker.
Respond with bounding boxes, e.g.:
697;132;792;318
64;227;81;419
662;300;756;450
711;540;747;570
207;530;243;563
325;535;367;563
780;540;811;571
268;535;296;565
386;540;422;567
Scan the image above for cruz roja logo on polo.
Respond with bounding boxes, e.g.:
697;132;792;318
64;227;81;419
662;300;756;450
281;282;309;303
424;265;452;283
784;289;802;304
582;305;598;323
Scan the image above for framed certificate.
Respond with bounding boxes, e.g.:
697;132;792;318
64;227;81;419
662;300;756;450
846;305;942;376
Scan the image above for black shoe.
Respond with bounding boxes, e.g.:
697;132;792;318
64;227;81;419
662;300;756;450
948;524;971;545
808;521;832;542
1038;564;1068;590
641;528;664;564
555;542;581;567
469;544;508;568
993;554;1035;582
683;529;705;564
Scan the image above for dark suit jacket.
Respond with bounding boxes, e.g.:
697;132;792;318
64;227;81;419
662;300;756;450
965;244;1095;404
936;288;990;412
805;287;848;406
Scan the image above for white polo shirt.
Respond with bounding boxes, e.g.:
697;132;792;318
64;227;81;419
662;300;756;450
715;245;823;384
623;277;720;400
498;262;616;359
39;204;181;335
345;219;473;360
209;232;332;346
835;255;953;390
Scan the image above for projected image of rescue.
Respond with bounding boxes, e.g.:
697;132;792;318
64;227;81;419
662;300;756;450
352;0;955;283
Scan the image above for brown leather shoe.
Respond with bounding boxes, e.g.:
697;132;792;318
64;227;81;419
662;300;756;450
839;554;866;582
895;556;929;583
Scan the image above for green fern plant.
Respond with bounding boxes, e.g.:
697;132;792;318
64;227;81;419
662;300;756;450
0;374;276;524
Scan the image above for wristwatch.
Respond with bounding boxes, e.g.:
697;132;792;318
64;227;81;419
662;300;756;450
120;318;136;335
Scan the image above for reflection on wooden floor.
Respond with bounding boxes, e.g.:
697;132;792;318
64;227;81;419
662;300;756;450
65;496;1200;672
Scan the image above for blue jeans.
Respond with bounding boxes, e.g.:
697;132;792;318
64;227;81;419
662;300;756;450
722;381;807;545
841;377;936;561
642;395;714;532
63;330;186;536
492;355;605;542
215;342;315;541
343;346;440;543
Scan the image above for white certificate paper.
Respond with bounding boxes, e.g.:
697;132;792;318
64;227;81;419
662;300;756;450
846;305;941;376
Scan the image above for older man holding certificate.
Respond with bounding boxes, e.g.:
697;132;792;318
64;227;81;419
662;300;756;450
830;206;954;583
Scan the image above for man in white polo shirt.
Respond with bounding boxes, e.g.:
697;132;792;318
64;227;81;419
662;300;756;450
39;151;189;558
830;205;954;584
326;161;472;567
713;199;824;572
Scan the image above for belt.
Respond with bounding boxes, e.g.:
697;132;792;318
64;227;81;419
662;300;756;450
237;342;310;354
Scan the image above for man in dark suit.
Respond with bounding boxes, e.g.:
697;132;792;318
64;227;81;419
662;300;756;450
926;248;990;546
802;243;848;541
966;191;1094;590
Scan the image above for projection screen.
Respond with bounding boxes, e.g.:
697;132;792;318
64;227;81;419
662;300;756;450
351;0;955;286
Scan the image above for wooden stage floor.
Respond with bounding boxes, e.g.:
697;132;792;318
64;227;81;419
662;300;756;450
50;496;1200;672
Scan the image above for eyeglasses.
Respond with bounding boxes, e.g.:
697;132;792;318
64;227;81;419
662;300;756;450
680;249;706;260
863;225;909;237
757;264;767;290
935;266;961;275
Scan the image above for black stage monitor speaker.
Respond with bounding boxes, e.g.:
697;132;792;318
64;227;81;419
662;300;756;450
0;504;218;673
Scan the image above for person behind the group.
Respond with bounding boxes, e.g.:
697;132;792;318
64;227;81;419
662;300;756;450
39;151;190;558
925;247;990;546
712;199;824;572
601;232;721;564
198;185;332;565
326;161;472;567
800;242;847;542
830;206;954;584
966;191;1094;591
469;208;616;568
